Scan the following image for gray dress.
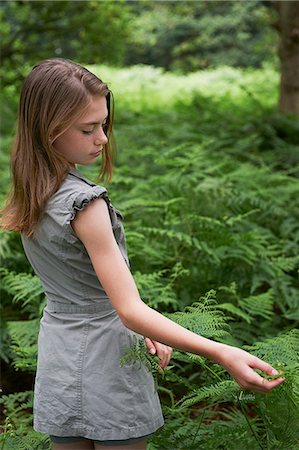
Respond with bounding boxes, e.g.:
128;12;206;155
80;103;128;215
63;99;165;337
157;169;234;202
21;167;164;441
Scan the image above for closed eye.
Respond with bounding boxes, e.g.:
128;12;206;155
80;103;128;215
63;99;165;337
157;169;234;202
82;121;107;135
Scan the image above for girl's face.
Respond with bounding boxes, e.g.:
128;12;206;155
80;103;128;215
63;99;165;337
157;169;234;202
53;95;108;168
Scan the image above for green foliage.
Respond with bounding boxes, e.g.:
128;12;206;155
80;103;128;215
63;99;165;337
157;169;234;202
167;290;231;340
5;320;39;371
0;391;50;449
1;268;44;309
0;431;50;450
176;380;239;409
1;268;46;318
120;335;167;390
133;266;182;310
0;0;278;91
244;329;299;377
0;391;34;435
1;65;298;449
0;0;131;87
125;0;278;71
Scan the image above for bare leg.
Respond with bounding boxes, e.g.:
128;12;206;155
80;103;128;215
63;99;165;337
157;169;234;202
52;440;94;450
94;438;147;450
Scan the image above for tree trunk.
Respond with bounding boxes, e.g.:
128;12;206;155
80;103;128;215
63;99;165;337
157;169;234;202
277;1;299;117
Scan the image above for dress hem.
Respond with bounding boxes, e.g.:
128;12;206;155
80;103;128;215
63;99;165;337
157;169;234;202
33;415;164;441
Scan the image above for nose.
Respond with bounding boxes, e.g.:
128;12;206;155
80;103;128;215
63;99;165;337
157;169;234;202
94;127;108;146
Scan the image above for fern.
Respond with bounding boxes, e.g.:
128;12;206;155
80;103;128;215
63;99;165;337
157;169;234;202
244;329;299;375
133;270;179;309
238;290;274;320
141;226;194;247
0;230;13;260
0;428;51;450
133;262;188;309
0;391;31;418
6;320;39;371
176;380;239;408
1;268;44;306
119;335;167;389
0;268;45;318
168;290;231;340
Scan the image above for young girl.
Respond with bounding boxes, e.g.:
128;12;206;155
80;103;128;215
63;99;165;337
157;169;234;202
1;58;285;450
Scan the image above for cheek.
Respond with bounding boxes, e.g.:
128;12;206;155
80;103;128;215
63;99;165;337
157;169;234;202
56;133;82;150
75;135;92;148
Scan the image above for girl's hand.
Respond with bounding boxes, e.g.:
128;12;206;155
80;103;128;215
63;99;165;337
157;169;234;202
145;337;173;370
216;344;286;393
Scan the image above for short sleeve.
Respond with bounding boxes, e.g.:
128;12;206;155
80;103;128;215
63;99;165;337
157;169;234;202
68;185;109;223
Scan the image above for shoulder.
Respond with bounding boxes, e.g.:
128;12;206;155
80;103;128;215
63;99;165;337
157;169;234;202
47;172;108;211
40;172;110;242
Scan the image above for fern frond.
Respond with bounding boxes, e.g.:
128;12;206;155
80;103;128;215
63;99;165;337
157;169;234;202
120;196;183;215
0;230;13;260
244;328;299;370
176;380;238;408
273;254;299;273
217;303;252;324
6;320;39;371
0;268;44;306
133;270;179;309
168;290;230;339
239;290;274;320
0;391;34;431
141;226;193;247
0;430;51;450
119;335;166;389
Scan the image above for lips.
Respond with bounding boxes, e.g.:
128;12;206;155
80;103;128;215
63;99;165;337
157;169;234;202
90;150;102;156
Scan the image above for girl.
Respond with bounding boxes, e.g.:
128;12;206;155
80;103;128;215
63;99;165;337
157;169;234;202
1;59;285;450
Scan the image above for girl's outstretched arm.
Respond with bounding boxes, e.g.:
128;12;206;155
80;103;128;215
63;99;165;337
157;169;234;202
71;198;285;393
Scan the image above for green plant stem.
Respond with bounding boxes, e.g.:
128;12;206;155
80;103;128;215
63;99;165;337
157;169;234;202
204;361;265;450
238;400;264;450
191;408;206;447
202;362;223;382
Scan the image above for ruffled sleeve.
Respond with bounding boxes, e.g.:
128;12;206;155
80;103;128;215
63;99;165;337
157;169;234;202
68;185;109;222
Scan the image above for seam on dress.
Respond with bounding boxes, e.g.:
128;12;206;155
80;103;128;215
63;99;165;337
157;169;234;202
120;328;136;427
74;320;90;427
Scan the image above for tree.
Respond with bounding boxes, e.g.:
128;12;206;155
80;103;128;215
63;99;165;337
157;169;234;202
276;1;299;116
0;0;131;86
124;0;277;71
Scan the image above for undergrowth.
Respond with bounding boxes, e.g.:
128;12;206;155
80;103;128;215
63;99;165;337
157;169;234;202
1;65;298;449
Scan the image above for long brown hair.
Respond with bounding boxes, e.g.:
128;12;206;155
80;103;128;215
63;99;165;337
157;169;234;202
0;58;116;238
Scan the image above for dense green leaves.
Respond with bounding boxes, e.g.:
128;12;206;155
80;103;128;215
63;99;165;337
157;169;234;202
0;0;131;86
125;0;278;71
0;391;50;449
1;0;278;89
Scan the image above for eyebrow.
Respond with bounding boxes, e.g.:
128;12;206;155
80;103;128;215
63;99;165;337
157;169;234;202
78;116;108;126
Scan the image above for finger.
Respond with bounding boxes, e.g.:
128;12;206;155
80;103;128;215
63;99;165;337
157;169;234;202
249;357;281;377
155;343;171;369
144;337;156;355
164;346;173;367
160;351;169;369
246;373;286;393
155;344;167;368
163;346;173;368
260;377;286;391
249;379;285;394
